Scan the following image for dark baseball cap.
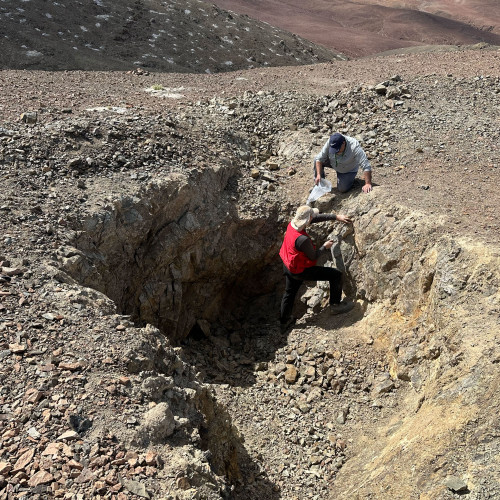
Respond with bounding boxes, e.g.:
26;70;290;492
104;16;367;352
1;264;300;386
329;133;345;154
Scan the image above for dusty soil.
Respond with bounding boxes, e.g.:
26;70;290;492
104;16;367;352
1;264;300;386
2;47;498;244
214;0;500;57
0;46;499;499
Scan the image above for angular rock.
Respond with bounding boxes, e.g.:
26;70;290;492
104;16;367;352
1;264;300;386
42;443;62;456
285;365;298;384
21;112;38;124
56;430;80;441
123;479;150;499
445;476;468;492
8;343;26;354
28;470;53;487
135;402;176;445
75;468;95;484
372;379;395;395
0;462;12;475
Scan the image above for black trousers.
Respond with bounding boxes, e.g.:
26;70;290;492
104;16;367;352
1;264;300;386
280;265;343;322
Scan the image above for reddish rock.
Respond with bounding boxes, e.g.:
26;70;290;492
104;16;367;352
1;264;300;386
28;470;53;487
13;448;35;472
118;376;131;386
8;343;26;354
67;459;84;470
56;430;80;441
0;462;12;475
62;443;73;457
111;458;127;466
42;443;61;457
25;389;45;404
144;451;157;466
90;456;108;468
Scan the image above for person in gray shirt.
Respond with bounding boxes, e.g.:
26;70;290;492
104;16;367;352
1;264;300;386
314;133;373;193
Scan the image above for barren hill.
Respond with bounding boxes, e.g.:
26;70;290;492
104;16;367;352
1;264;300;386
0;0;342;72
214;0;500;57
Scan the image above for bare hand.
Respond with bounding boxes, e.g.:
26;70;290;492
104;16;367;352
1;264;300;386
314;174;321;185
336;214;353;224
362;183;373;193
323;240;334;249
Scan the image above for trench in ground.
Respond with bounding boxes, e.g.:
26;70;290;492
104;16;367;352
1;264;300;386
58;176;500;498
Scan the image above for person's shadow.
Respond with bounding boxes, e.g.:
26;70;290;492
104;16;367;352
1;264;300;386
300;297;368;332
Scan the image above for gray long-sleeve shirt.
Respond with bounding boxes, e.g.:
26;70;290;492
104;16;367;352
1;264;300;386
314;135;371;174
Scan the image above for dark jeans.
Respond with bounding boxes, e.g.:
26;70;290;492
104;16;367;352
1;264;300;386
313;161;358;193
280;265;343;322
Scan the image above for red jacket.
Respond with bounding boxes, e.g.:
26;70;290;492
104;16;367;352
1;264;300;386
279;223;316;274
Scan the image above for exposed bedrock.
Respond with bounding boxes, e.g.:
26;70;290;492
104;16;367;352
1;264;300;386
324;195;500;499
57;163;284;342
56;163;499;497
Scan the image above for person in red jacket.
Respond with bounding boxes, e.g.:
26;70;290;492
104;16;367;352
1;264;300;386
279;205;354;331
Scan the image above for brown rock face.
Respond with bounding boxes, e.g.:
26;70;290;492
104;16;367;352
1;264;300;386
28;471;54;487
59;166;282;342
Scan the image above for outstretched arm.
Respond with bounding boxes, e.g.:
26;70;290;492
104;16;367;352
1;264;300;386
363;170;372;193
314;160;323;185
314;139;330;185
335;214;353;224
311;213;353;224
296;236;333;259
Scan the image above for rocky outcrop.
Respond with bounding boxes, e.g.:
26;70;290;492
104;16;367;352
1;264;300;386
58;164;283;341
323;194;500;499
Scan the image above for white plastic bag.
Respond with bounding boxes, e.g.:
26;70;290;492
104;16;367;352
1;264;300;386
307;178;332;204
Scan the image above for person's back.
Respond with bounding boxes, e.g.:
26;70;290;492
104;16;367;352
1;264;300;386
279;205;355;331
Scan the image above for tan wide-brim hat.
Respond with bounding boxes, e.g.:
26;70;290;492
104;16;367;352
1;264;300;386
291;205;319;231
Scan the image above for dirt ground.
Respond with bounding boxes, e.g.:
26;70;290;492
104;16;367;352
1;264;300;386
0;46;499;499
1;48;499;248
214;0;500;57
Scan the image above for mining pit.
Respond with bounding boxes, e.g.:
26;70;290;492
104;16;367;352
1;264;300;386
56;164;500;499
1;58;499;498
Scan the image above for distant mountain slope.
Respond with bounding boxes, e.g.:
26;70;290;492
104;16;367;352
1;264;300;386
374;0;500;33
213;0;500;57
0;0;343;72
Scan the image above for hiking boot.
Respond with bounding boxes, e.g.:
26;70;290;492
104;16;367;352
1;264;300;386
280;317;296;333
330;300;355;315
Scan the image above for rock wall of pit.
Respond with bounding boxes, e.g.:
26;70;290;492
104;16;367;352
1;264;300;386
328;194;500;499
57;163;283;341
55;156;500;498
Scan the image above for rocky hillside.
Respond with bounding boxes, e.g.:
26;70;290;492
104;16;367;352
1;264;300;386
0;0;342;73
1;45;499;499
